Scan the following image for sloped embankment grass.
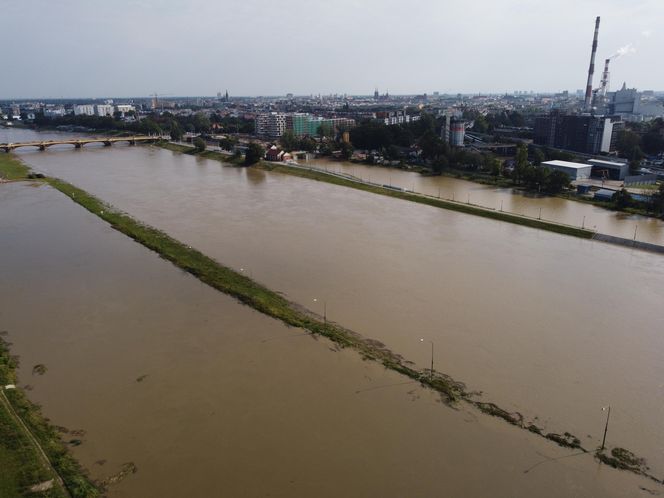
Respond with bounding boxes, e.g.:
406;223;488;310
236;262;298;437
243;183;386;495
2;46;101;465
1;338;99;497
0;153;30;181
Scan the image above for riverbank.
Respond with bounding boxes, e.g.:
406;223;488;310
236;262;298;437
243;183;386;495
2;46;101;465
158;141;245;165
0;338;99;497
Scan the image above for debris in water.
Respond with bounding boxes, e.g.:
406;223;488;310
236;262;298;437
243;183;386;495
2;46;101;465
32;364;47;375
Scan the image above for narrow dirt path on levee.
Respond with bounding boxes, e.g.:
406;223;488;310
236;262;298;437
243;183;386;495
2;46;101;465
0;389;70;497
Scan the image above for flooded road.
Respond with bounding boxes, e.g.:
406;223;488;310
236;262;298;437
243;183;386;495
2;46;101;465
11;136;664;478
303;157;664;244
1;181;655;497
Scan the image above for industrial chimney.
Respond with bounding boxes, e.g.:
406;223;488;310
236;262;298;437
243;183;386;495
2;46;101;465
599;58;611;97
584;16;601;111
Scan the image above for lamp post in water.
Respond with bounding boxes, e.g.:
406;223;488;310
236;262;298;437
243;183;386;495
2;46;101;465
601;405;611;451
420;338;434;382
313;298;327;326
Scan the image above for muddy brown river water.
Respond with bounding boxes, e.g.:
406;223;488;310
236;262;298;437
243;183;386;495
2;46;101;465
2;182;655;496
1;128;663;495
302;158;664;244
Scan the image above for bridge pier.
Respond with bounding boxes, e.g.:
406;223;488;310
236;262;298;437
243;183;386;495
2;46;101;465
74;143;82;149
129;140;136;146
39;144;46;151
103;141;112;147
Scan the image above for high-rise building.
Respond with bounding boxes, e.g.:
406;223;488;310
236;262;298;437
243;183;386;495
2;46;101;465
534;112;623;154
96;104;115;117
73;104;95;116
255;112;287;137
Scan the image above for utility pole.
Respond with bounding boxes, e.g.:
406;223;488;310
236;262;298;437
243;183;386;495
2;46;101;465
420;338;434;381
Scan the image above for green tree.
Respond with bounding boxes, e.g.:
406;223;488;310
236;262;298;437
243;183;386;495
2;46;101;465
170;121;183;141
219;136;237;151
193;137;206;152
339;141;354;160
418;131;446;161
193;112;211;133
298;136;317;153
612;189;633;209
487;157;502;180
513;144;529;185
245;142;264;165
543;170;570;194
317;124;334;139
279;130;298;152
616;130;643;160
652;183;664;216
532;148;545;166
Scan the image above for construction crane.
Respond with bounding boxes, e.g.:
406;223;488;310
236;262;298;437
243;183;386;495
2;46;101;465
149;92;174;111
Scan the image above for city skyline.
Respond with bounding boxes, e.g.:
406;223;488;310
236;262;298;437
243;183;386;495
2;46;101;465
1;0;663;99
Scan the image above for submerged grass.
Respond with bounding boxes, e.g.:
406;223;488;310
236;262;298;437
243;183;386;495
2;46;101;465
0;153;30;181
0;338;98;497
157;141;244;165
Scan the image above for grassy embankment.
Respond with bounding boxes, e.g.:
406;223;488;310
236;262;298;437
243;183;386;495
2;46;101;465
0;338;99;498
157;142;245;165
0;153;31;180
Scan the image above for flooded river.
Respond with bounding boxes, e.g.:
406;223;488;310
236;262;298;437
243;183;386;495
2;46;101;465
303;157;664;244
2;181;654;497
2;128;664;493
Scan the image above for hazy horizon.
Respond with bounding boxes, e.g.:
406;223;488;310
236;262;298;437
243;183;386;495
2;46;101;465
2;0;663;99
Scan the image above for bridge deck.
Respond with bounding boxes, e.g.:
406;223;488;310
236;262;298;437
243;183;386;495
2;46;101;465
0;136;166;151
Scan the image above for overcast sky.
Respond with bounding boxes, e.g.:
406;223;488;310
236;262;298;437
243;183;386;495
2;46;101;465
2;0;662;98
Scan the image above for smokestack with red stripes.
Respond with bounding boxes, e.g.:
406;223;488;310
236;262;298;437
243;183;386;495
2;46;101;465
584;16;601;111
599;58;611;97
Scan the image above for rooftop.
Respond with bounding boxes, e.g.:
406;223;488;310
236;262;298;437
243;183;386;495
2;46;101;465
587;159;627;167
542;160;591;169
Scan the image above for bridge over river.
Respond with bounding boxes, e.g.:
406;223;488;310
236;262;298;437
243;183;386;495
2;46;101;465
0;135;167;152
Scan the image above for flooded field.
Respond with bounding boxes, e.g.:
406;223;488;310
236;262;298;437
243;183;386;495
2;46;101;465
3;181;658;496
304;158;664;244
10;135;664;480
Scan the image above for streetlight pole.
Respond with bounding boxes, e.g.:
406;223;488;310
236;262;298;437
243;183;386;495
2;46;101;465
313;298;326;326
420;338;434;381
601;405;611;451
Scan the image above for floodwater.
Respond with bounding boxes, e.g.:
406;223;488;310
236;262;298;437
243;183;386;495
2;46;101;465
10;133;664;477
303;157;664;244
1;182;655;497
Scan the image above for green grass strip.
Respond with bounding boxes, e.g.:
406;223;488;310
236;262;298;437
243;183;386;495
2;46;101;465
0;153;31;181
1;338;98;497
